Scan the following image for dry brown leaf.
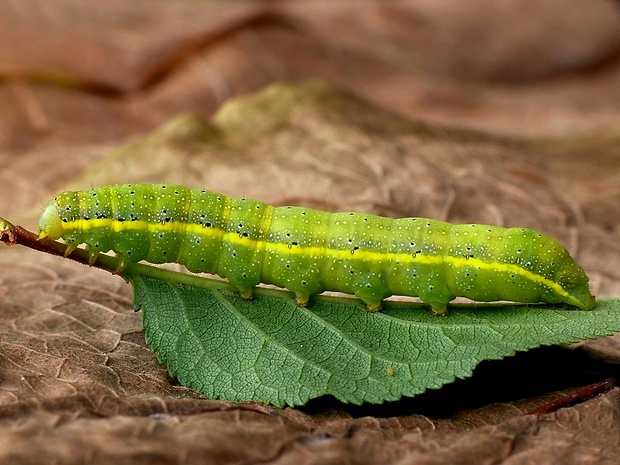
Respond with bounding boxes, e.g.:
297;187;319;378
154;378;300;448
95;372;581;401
1;1;620;463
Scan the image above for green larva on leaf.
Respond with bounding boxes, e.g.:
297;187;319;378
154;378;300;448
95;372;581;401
38;184;595;314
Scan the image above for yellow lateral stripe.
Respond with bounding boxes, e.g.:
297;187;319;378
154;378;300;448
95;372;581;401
63;218;576;305
65;218;226;239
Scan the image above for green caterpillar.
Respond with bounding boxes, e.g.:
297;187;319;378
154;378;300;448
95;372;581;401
38;184;595;314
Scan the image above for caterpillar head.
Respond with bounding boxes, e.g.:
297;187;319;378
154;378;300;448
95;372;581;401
38;201;64;240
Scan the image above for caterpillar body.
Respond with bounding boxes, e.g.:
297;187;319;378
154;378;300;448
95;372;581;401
38;184;595;314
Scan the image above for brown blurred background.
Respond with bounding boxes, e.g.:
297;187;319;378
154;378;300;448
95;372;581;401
2;0;620;212
1;1;620;463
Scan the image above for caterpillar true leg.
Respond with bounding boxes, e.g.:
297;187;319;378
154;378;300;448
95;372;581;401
113;257;131;274
86;245;99;266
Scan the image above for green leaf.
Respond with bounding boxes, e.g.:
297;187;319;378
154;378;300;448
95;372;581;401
125;269;620;407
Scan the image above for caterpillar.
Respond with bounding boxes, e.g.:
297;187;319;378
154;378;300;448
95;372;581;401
37;184;595;314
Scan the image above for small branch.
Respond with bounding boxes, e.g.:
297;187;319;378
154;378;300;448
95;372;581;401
1;216;118;273
0;218;17;245
526;378;616;415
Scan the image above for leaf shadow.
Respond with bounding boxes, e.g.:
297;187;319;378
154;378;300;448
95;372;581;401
300;344;620;419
